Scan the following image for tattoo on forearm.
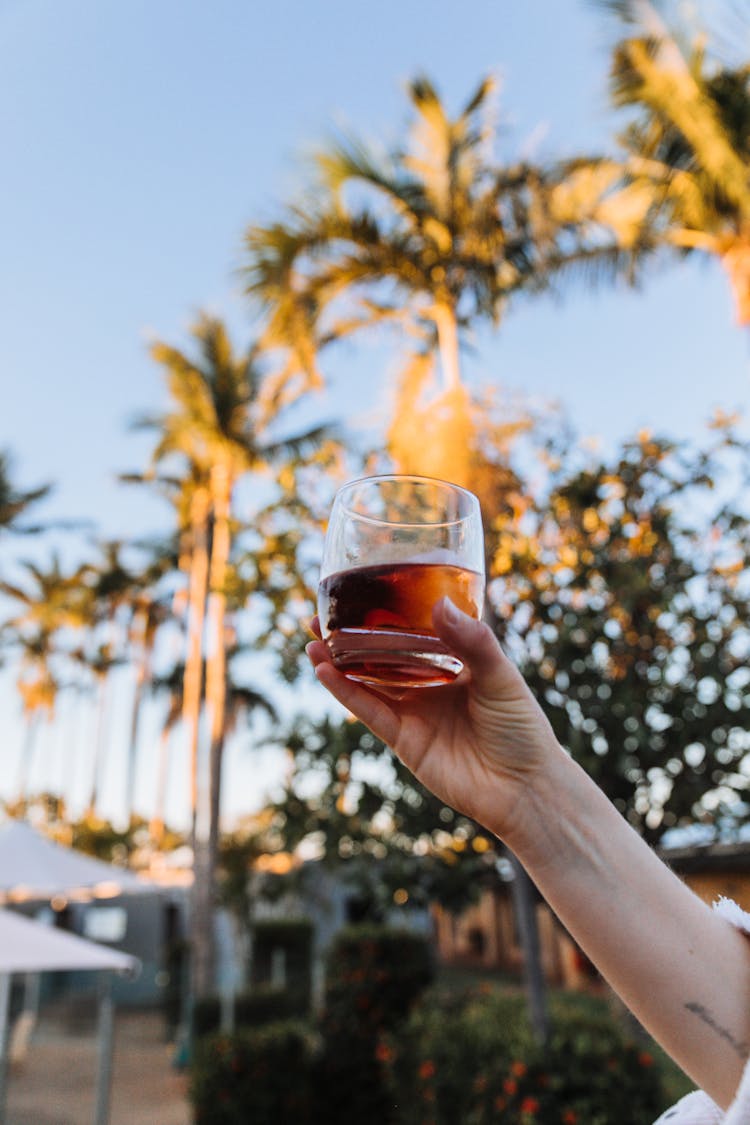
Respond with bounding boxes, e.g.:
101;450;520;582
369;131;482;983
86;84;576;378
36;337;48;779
685;1001;749;1060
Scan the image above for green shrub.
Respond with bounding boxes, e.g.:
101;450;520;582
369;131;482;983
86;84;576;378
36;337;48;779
385;987;534;1125
190;1020;317;1125
386;987;671;1125
192;984;306;1039
317;925;434;1125
323;924;434;1036
235;983;307;1023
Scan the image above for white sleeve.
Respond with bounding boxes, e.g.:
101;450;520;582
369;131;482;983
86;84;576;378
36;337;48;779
652;898;750;1124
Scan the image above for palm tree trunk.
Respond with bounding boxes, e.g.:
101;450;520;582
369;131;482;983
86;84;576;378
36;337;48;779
433;301;462;392
192;460;233;999
15;712;41;809
149;724;173;846
721;241;750;326
182;487;212;999
125;636;149;825
86;674;109;819
507;849;550;1046
182;488;211;840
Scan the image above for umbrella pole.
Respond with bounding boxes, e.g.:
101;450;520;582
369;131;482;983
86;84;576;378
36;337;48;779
94;972;114;1125
0;972;12;1124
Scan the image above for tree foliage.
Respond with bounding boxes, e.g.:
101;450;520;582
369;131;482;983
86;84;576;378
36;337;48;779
488;420;750;843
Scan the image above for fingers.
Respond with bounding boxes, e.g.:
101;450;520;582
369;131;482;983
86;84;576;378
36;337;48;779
309;653;402;748
305;638;330;667
432;597;521;698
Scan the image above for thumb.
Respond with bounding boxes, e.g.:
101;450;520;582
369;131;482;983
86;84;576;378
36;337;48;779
433;597;520;697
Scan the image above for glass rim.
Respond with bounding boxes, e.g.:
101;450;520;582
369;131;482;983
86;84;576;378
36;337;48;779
333;473;481;529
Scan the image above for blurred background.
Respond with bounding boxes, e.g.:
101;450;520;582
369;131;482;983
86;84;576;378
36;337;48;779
2;2;750;1120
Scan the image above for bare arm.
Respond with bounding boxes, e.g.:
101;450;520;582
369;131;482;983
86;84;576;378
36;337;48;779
512;744;750;1108
308;599;750;1108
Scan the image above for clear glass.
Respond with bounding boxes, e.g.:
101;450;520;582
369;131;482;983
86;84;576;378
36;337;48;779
318;474;485;689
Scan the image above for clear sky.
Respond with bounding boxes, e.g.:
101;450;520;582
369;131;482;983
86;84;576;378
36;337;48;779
1;0;748;831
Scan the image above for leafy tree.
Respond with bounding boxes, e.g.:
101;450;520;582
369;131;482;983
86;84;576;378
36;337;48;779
137;313;328;998
256;714;500;922
488;421;750;843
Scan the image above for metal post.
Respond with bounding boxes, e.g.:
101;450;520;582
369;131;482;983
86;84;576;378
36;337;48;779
507;849;550;1046
0;973;12;1124
94;973;115;1125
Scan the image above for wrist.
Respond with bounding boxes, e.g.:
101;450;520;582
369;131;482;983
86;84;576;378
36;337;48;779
485;744;595;873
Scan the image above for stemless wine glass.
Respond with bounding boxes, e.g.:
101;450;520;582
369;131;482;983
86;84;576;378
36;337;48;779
317;474;485;689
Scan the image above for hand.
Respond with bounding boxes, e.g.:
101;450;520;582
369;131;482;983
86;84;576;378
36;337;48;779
307;597;562;845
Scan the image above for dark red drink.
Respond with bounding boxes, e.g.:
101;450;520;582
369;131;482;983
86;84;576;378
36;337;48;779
318;561;484;688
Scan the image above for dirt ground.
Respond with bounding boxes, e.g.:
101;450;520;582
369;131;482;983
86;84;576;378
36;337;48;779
6;1007;191;1125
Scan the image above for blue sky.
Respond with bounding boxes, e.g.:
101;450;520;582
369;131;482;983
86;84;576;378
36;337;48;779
1;0;748;829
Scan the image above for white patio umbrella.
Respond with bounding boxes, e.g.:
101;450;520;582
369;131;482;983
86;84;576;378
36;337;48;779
0;821;150;902
0;908;139;1125
0;909;138;973
0;822;153;1125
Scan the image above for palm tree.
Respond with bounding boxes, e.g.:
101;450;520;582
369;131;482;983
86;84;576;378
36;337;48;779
0;554;91;639
121;469;213;852
244;76;580;486
0;555;91;807
89;537;177;824
244;77;569;1039
594;0;750;324
0;450;51;536
139;313;327;997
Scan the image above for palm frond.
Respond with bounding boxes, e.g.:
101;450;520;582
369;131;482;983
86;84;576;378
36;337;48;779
461;75;497;120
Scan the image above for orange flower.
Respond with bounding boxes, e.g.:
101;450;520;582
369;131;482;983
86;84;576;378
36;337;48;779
375;1042;393;1063
521;1096;540;1115
562;1111;578;1124
503;1077;518;1095
419;1060;436;1080
638;1051;654;1067
510;1060;527;1077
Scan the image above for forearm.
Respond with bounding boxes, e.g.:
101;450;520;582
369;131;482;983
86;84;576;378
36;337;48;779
496;746;750;1109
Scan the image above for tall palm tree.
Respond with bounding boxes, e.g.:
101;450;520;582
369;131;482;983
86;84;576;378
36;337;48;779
139;313;327;997
121;469;213;851
594;0;750;324
244;77;569;1038
91;537;177;825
